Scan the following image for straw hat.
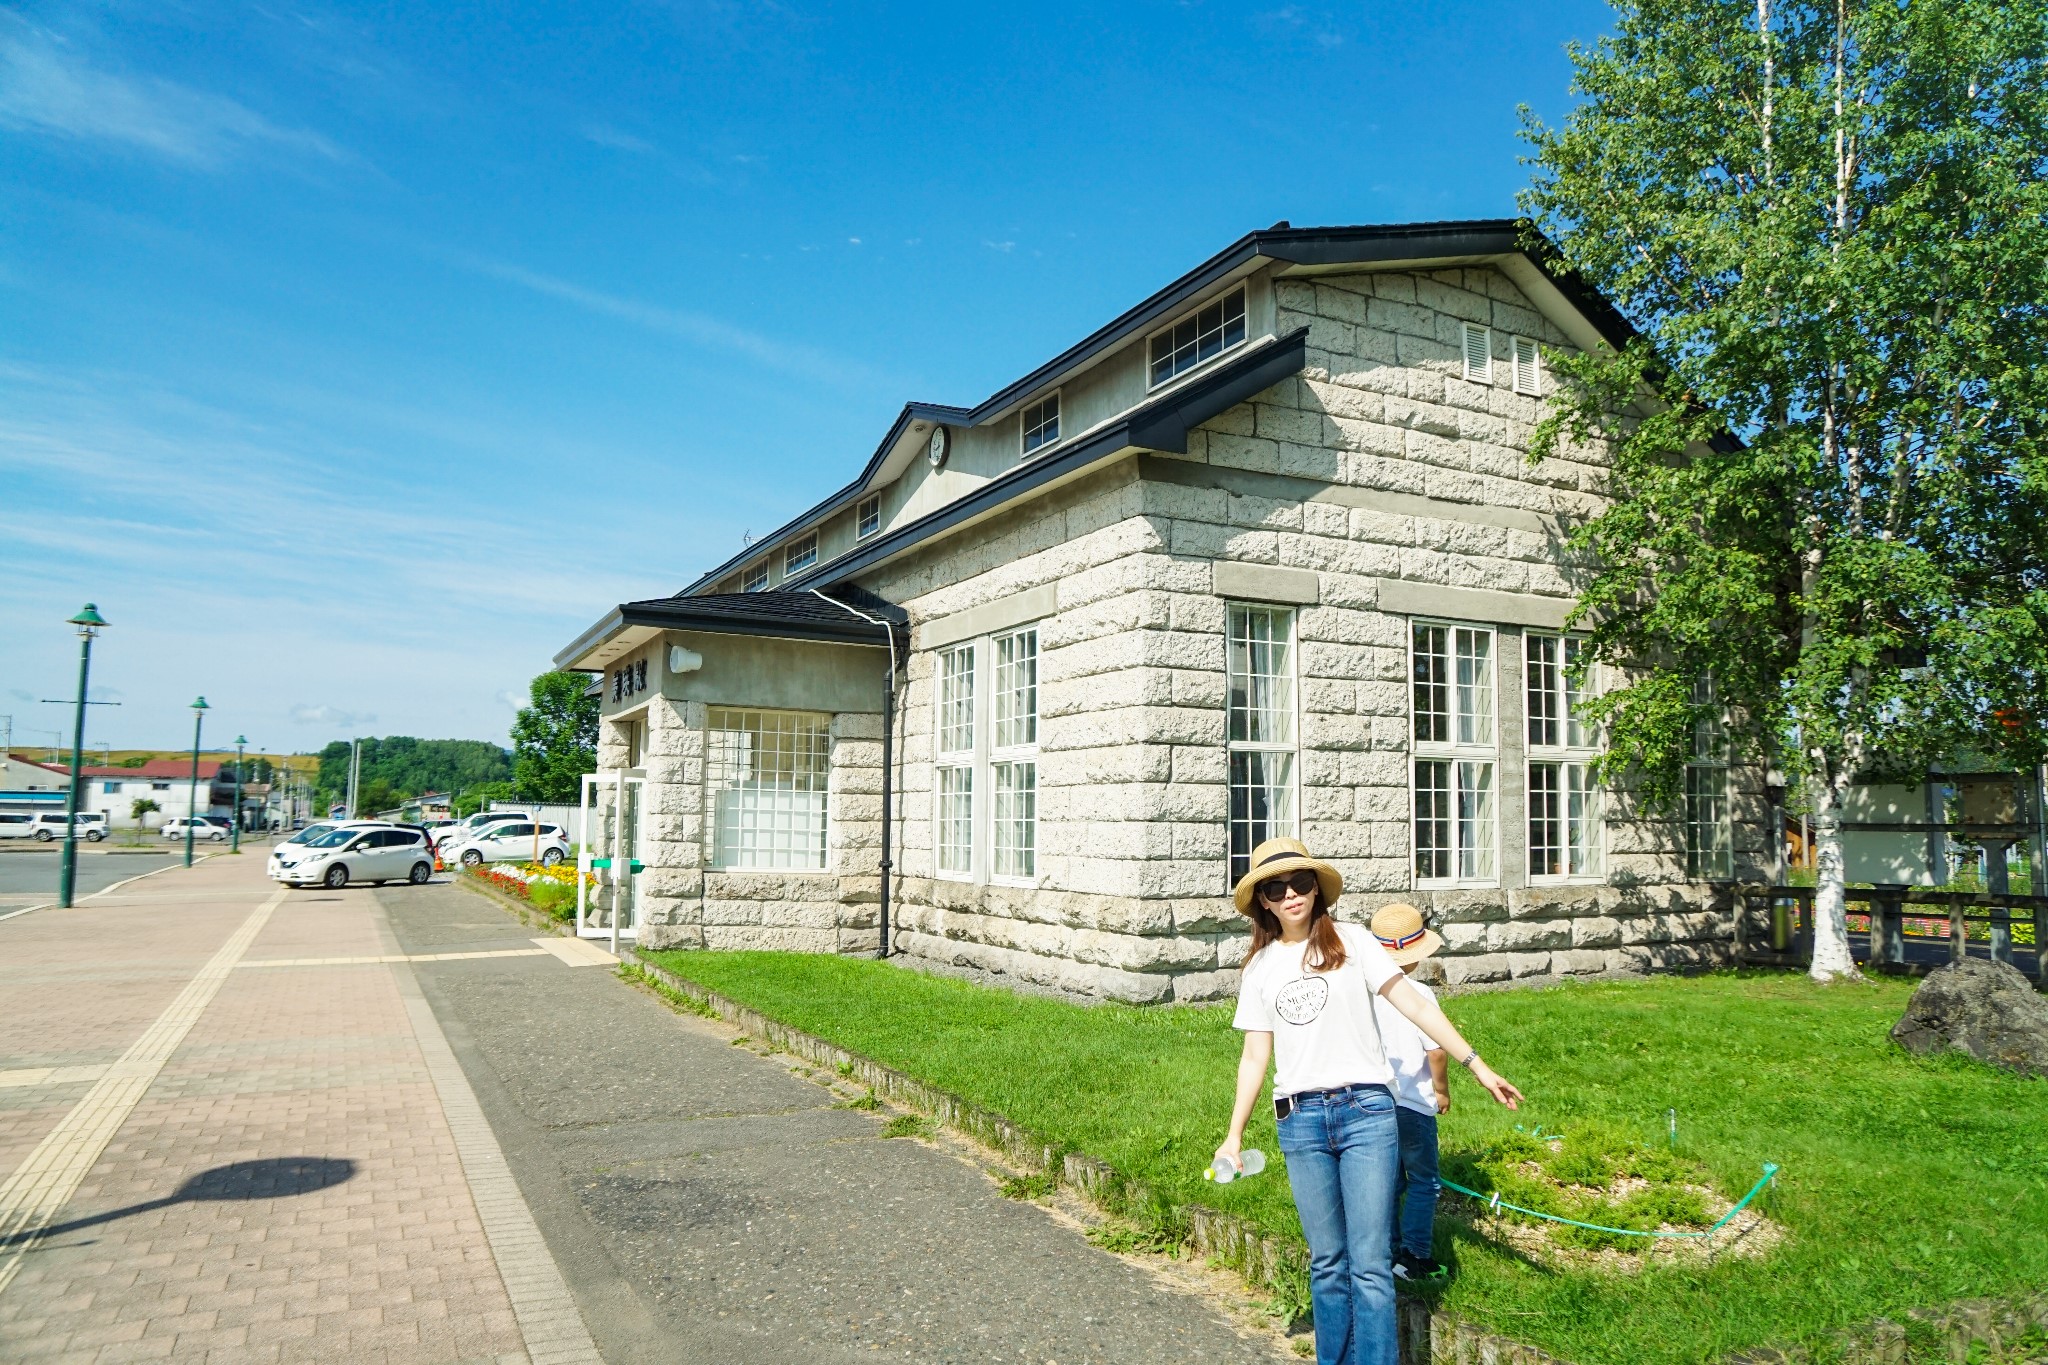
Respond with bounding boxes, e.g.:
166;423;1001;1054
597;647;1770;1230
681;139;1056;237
1232;837;1344;917
1368;903;1444;965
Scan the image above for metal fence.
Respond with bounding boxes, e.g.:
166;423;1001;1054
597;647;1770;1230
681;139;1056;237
1737;883;2046;985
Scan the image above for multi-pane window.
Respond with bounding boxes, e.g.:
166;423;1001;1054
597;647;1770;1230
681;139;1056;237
1226;604;1297;886
1526;634;1600;880
1461;323;1493;384
784;532;818;576
1412;622;1497;884
1149;288;1248;388
935;645;975;877
857;494;881;539
707;708;830;870
1512;336;1541;396
1685;675;1733;879
1021;394;1061;455
741;561;768;593
934;629;1040;881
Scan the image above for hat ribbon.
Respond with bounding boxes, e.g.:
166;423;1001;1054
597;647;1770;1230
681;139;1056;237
1377;926;1429;951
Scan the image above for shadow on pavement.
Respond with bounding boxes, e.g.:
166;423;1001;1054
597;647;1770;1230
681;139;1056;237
5;1157;357;1245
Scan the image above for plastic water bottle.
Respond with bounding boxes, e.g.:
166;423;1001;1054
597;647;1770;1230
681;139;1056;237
1206;1149;1268;1184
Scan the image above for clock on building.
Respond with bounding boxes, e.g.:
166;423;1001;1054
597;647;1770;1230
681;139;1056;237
926;425;951;469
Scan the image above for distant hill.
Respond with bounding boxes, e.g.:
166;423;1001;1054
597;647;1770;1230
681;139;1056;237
314;737;513;811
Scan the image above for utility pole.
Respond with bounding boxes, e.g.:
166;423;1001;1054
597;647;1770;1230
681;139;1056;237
346;738;361;818
56;605;108;909
184;697;209;868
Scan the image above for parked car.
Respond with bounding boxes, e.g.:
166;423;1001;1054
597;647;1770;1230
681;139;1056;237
449;821;569;868
433;811;530;848
268;821;391;880
162;817;229;843
0;813;37;840
279;825;434;889
29;812;109;842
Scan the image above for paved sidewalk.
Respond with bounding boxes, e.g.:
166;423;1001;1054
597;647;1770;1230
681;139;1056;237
0;850;595;1364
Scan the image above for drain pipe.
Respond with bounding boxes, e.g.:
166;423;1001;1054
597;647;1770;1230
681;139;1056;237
813;591;902;958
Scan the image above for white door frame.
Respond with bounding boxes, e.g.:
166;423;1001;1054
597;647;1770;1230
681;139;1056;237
576;770;646;950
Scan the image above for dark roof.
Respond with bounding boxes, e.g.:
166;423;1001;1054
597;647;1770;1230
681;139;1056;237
682;219;1630;597
615;589;901;647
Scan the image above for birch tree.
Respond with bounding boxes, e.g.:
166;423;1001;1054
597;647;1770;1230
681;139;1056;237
1521;0;2048;979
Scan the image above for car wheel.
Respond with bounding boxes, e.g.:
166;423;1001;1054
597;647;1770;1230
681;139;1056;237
409;862;431;885
33;829;51;842
87;830;105;842
540;848;564;866
461;849;483;868
323;863;349;889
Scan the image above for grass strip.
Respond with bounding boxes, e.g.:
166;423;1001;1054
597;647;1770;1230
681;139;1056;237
641;950;2048;1365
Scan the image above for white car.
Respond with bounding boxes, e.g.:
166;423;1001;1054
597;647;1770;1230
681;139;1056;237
449;821;569;868
268;821;391;880
162;817;229;843
280;826;434;889
433;811;530;848
29;812;109;842
0;813;37;840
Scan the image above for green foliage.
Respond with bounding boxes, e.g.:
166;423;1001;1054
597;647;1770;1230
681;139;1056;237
640;951;2048;1365
880;1114;935;1140
314;738;512;811
510;671;598;804
526;880;578;922
128;797;159;821
1519;0;2048;918
453;781;515;818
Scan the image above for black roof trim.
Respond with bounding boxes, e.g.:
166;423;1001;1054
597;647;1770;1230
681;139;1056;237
781;328;1310;592
616;591;893;647
682;219;1641;596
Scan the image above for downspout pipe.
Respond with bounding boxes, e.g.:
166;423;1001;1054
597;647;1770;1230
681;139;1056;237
812;590;905;959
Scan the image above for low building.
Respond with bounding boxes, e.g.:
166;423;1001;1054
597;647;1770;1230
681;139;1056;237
554;220;1767;1001
74;761;225;828
0;754;72;814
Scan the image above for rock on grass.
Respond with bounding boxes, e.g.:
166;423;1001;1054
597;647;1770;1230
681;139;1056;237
1890;960;2048;1078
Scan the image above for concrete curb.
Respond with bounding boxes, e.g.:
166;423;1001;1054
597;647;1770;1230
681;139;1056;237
623;948;1560;1365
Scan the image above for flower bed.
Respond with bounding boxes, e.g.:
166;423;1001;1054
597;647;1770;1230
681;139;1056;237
463;862;594;922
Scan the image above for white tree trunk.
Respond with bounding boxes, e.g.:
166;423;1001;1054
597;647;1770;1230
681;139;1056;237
1808;778;1862;980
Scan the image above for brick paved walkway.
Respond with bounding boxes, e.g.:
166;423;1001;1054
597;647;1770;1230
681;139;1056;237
0;848;597;1364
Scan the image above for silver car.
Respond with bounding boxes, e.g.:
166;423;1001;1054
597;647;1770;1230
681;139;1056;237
450;821;569;868
281;826;434;889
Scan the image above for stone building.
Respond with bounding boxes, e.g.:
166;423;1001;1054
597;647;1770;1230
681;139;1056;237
553;220;1765;1001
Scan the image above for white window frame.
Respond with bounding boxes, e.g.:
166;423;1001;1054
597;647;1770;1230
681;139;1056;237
741;561;769;593
1147;286;1249;391
784;532;818;576
1410;619;1500;888
931;626;1041;885
1225;603;1300;888
856;494;881;539
1020;391;1061;457
1685;675;1734;880
705;707;831;871
1461;322;1493;385
1512;335;1542;397
1525;632;1603;883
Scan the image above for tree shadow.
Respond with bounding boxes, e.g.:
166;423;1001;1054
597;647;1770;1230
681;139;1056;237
5;1156;357;1246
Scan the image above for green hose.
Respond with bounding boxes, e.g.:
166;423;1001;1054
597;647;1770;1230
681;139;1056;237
1442;1162;1780;1240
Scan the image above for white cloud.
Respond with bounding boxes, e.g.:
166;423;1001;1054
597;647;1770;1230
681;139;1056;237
982;239;1016;253
0;18;349;170
291;704;376;728
581;123;656;153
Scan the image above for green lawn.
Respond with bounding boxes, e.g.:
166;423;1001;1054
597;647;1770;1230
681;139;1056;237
639;951;2048;1365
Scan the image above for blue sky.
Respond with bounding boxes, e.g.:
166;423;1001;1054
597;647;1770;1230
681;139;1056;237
0;0;1608;756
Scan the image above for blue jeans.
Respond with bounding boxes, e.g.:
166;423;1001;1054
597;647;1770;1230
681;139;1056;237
1277;1084;1400;1365
1392;1105;1441;1260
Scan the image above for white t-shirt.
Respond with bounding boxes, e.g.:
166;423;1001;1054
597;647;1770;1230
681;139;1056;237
1372;976;1444;1116
1233;922;1403;1099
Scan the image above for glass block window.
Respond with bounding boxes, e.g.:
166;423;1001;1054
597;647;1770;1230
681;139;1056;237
784;532;818;576
1021;393;1060;455
1411;621;1498;886
1149;288;1248;388
857;494;881;539
706;708;829;870
1226;604;1297;886
741;561;768;593
1685;674;1733;879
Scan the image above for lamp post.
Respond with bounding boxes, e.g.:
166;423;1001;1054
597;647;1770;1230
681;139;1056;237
56;604;108;910
184;697;209;868
231;735;247;853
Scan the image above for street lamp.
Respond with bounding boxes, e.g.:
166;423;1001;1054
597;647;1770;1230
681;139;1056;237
184;697;209;868
56;604;108;910
232;735;247;854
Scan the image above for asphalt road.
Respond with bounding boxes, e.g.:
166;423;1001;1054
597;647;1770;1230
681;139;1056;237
0;847;180;912
377;877;1283;1365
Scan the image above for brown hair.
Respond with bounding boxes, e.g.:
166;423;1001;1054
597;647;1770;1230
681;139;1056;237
1244;885;1348;974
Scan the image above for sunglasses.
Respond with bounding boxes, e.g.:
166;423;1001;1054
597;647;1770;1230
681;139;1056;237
1256;870;1319;902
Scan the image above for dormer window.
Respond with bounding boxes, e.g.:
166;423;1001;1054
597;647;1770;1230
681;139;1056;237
857;494;881;539
742;562;768;592
1021;393;1061;456
1149;287;1247;388
784;532;818;576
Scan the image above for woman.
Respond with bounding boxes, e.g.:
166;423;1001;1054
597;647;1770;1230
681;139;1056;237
1217;838;1524;1365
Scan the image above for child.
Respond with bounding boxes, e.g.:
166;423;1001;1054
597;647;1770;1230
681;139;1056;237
1368;902;1449;1283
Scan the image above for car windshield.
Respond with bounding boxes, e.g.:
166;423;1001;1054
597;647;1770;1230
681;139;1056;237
286;825;333;844
306;828;359;848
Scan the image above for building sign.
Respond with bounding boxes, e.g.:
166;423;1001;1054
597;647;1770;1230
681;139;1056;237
611;658;649;703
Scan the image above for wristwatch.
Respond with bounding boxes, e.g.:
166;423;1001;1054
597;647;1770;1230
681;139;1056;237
1459;1049;1481;1069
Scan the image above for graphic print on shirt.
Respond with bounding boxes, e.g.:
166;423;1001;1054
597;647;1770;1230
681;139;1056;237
1274;974;1330;1026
